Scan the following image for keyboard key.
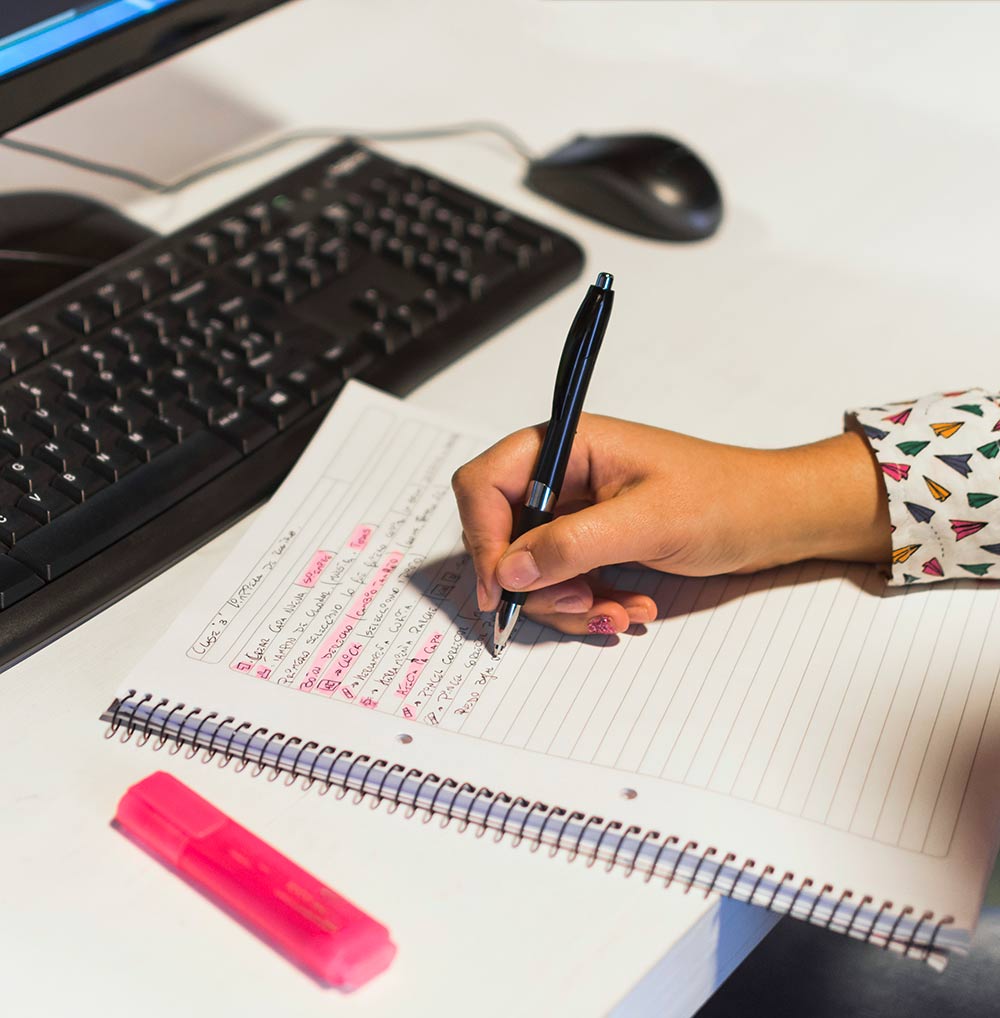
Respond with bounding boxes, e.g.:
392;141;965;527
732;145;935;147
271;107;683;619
47;358;85;391
66;419;116;456
9;431;241;581
285;221;322;255
0;335;41;374
77;341;118;372
58;299;111;336
85;450;138;483
319;203;351;232
93;281;142;318
100;400;148;434
283;361;343;405
244;200;284;236
292;255;329;289
260;237;291;269
0;505;39;547
60;389;107;420
153;251;196;286
264;269;309;304
320;338;374;379
188;231;227;265
151;407;205;443
218;217;253;251
20;324;71;358
92;369;128;400
3;457;53;494
0;554;43;609
1;424;47;459
0;480;24;507
125;265;170;302
119;429;172;463
210;408;276;455
362;320;410;356
250;387;308;429
52;467;108;504
317;237;350;272
19;487;74;525
353;288;389;319
34;440;76;472
10;379;51;410
26;405;76;439
416;251;450;285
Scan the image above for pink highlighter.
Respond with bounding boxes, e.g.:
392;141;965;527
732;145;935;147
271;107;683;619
114;772;396;989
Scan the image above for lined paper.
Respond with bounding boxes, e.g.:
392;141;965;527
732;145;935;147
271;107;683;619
114;381;1000;954
160;383;1000;862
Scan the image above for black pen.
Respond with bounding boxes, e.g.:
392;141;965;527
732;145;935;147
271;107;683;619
493;271;615;655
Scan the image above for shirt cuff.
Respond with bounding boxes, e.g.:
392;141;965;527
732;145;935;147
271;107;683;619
846;388;1000;585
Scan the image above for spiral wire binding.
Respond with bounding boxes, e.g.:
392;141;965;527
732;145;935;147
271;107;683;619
103;691;958;964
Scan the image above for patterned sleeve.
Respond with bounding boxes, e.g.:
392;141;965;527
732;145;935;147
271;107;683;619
847;388;1000;586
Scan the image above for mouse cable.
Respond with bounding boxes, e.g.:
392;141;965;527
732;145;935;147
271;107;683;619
0;248;100;269
0;120;537;196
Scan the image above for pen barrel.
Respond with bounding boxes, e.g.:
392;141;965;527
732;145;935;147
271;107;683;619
537;284;614;498
512;503;553;541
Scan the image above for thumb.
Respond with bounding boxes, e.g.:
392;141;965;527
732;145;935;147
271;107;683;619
495;497;650;592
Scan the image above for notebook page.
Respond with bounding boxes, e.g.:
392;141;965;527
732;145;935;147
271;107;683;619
111;382;1000;948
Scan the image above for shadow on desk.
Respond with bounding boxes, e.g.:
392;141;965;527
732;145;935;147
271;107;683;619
695;907;1000;1018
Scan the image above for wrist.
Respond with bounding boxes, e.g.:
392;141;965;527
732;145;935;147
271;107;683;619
769;432;892;568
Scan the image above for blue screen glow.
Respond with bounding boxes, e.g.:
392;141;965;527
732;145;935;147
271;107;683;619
0;1;181;80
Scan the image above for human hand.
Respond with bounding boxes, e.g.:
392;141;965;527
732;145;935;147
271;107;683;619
452;414;890;635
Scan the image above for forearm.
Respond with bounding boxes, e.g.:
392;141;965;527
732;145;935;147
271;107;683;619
732;432;891;573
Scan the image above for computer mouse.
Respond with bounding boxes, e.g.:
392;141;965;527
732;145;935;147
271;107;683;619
524;133;723;242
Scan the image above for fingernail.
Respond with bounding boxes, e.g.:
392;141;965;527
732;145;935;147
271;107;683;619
627;604;656;624
587;615;618;635
476;578;488;611
554;593;590;612
496;549;540;590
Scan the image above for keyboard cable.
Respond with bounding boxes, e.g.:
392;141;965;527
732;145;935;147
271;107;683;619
0;120;537;197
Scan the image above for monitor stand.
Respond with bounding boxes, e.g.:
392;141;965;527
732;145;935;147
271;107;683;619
0;192;155;319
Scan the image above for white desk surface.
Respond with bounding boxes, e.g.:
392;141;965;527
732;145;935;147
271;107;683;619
3;2;1000;1016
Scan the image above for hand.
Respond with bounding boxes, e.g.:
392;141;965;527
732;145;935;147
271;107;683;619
452;414;891;635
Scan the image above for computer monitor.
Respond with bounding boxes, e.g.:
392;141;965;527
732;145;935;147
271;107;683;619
0;2;290;314
0;1;290;134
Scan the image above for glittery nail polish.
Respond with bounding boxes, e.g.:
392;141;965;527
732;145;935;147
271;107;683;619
587;615;617;635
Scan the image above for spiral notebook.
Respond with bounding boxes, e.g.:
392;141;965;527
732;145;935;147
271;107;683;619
101;381;1000;968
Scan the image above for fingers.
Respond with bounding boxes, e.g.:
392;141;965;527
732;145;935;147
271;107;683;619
521;577;594;615
521;579;658;636
452;424;595;609
495;495;655;595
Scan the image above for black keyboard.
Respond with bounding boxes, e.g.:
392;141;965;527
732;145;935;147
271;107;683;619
0;141;583;669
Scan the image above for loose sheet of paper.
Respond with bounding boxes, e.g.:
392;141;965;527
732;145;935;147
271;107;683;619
119;382;1000;938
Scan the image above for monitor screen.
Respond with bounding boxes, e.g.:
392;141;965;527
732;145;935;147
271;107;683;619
0;2;182;81
0;0;289;135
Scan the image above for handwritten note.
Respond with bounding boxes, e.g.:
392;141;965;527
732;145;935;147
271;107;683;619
185;402;497;731
177;382;1000;861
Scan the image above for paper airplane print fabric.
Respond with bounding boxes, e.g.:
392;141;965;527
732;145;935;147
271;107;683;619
849;388;1000;586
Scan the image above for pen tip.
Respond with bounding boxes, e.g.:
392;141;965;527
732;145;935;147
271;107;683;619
493;601;519;656
595;272;613;290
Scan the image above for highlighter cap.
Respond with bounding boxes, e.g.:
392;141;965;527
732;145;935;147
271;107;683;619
116;770;225;865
